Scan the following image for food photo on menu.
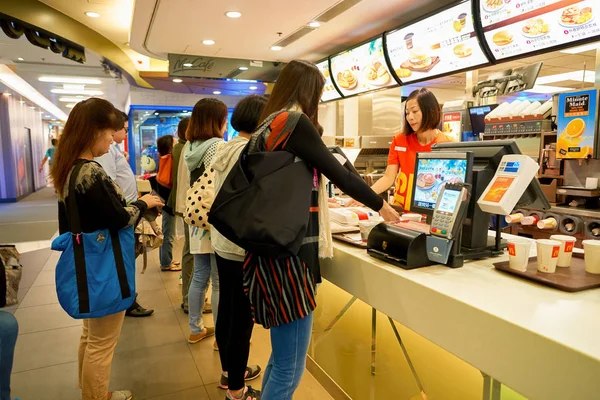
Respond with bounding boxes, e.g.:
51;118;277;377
413;159;468;210
330;37;394;96
385;1;488;83
482;0;597;60
317;60;341;102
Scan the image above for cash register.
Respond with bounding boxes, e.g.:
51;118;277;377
367;140;550;269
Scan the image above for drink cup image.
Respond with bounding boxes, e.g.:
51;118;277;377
536;239;561;273
550;235;577;267
507;238;532;272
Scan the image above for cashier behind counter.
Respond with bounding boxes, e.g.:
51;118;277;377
348;88;454;211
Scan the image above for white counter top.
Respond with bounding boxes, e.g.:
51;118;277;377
321;234;600;400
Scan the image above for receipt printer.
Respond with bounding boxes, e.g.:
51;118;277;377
367;223;434;270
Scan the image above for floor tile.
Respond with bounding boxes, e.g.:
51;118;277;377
110;342;203;399
11;361;81;400
188;338;223;386
31;269;55;287
135;288;174;314
116;310;185;354
19;284;58;308
295;371;335;400
146;386;210;400
14;303;81;334
165;281;185;310
12;325;81;373
18;248;50;289
136;271;166;292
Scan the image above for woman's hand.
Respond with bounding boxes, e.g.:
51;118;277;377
379;201;400;222
139;194;164;209
345;199;364;208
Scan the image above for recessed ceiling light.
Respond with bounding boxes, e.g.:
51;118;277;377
51;119;56;121
183;63;193;67
225;11;242;18
59;96;89;102
270;46;282;51
307;21;321;28
173;78;183;83
154;112;159;115
85;11;101;18
17;57;24;61
203;40;215;46
249;86;258;90
29;106;36;109
3;92;10;96
66;103;76;108
51;88;103;95
239;66;248;71
39;76;102;84
213;91;221;95
19;100;24;104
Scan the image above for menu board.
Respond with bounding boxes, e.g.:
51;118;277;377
330;37;396;96
481;0;599;60
385;1;489;84
316;60;342;102
556;89;599;159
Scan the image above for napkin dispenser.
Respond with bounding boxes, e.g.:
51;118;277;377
367;223;433;270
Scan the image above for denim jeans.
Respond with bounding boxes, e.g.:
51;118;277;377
0;311;18;400
159;212;175;267
189;254;219;334
262;313;313;400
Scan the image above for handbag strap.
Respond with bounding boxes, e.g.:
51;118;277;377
67;160;86;234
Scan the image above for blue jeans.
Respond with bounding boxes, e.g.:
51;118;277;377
0;311;18;400
189;254;219;334
160;212;175;267
262;313;313;400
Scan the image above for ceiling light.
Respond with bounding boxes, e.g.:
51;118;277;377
239;67;248;71
524;85;575;94
59;96;89;102
51;88;104;95
270;46;282;51
225;11;242;18
65;103;76;108
249;86;258;90
3;92;10;96
154;112;159;115
17;57;24;61
213;91;221;95
203;40;215;46
183;110;189;113
183;63;193;67
85;11;101;18
39;76;102;84
307;21;321;28
561;43;600;54
173;78;183;83
29;106;36;109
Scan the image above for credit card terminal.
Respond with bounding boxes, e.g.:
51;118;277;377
430;183;470;240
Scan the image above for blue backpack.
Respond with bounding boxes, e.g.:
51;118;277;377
52;162;136;319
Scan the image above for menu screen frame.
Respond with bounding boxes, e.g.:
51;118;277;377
316;58;344;102
383;0;492;85
475;0;600;63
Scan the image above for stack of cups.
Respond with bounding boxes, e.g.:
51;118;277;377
583;240;600;274
536;239;561;273
507;238;532;272
550;235;577;268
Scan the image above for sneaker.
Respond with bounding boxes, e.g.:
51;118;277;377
220;365;262;389
110;390;133;400
161;263;182;272
188;327;215;344
226;386;261;400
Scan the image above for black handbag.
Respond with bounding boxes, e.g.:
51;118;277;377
208;142;313;258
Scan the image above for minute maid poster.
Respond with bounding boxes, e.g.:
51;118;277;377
557;89;599;159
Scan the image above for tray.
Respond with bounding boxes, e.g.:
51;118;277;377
333;233;367;249
401;56;441;73
493;253;600;292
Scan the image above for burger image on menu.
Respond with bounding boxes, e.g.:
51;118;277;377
406;48;433;70
453;43;473;58
492;30;513;46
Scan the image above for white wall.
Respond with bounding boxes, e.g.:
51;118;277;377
129;87;243;109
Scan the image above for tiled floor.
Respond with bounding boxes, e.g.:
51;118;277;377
10;243;334;400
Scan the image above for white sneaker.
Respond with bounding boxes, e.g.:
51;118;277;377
110;390;133;400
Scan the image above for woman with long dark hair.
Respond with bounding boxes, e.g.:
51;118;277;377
51;98;163;400
241;60;399;399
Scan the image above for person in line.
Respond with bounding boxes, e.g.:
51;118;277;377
348;88;453;211
95;111;155;318
239;60;399;400
166;117;194;313
184;98;224;344
51;98;163;400
0;311;18;400
211;95;267;399
39;138;58;173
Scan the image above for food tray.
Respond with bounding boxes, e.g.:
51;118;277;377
401;56;441;73
332;233;367;249
493;253;600;292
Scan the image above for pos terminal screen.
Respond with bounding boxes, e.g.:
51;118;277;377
412;158;468;210
437;189;461;214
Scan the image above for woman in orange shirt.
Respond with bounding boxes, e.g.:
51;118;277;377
351;88;453;211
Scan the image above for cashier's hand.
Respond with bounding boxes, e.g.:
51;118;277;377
379;201;400;222
345;199;364;208
327;198;342;208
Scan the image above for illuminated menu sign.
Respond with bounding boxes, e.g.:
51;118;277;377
316;60;342;102
385;1;489;84
330;37;396;97
481;0;599;60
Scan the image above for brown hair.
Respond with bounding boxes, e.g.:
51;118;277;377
259;60;325;131
177;117;190;141
403;88;441;135
186;98;228;142
51;98;123;197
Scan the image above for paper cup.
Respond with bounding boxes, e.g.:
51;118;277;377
583;240;600;274
507;238;532;272
550;235;577;267
359;220;379;242
536;239;561;273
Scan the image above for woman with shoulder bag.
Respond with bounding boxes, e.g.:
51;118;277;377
183;98;224;344
51;98;163;400
237;60;400;400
